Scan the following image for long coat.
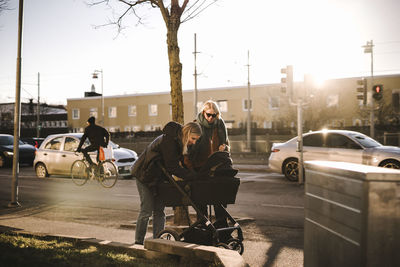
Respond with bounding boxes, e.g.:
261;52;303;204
131;121;195;186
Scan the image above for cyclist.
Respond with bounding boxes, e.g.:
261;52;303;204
76;116;110;170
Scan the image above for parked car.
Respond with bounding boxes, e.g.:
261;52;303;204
269;129;400;181
33;133;138;179
21;137;45;148
0;134;36;168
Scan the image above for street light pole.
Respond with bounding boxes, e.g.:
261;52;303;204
36;72;40;138
92;69;104;126
10;0;24;208
193;33;199;119
246;50;251;151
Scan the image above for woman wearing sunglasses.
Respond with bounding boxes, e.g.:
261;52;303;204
189;100;230;169
186;100;231;239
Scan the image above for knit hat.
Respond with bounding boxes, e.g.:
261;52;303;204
87;116;95;124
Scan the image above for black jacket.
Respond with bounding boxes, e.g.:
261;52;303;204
77;123;110;150
131;121;196;185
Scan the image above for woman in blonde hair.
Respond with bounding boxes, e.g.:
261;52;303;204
189;100;229;169
131;121;202;245
188;100;231;239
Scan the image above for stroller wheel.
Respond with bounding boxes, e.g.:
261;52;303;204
157;229;181;241
216;243;230;249
227;238;244;255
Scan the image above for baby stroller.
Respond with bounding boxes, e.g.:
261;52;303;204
155;152;244;255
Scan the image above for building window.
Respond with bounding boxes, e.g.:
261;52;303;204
242;99;252;111
225;122;233;129
72;109;79;120
148;104;158;116
326;94;339;108
108;126;120;133
352;118;362;126
132;125;141;132
144;124;161;131
263;121;272;129
108;107;117;118
89;108;98;118
197;102;203;112
269;97;279;110
217;100;228;112
393;89;400;113
128;105;137;116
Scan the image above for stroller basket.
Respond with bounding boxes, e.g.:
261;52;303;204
157;177;240;207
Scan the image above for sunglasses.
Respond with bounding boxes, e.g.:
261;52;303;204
205;112;217;118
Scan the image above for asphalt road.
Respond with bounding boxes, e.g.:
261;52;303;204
0;166;305;267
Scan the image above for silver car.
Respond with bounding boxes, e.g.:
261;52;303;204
34;133;137;179
269;130;400;181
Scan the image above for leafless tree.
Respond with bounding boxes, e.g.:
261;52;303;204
91;0;218;225
91;0;218;124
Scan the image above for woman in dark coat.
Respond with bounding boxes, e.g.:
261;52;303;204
131;121;202;245
188;100;232;238
189;100;230;170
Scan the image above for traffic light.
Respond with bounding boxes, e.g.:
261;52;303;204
372;84;383;101
356;78;367;105
281;65;293;95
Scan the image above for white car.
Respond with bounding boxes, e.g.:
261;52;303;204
269;129;400;181
34;133;137;179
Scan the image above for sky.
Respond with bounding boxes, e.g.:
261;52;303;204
0;0;400;105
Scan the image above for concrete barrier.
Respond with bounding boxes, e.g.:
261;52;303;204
145;239;249;267
304;161;400;267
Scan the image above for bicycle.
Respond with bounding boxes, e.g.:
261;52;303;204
71;152;118;188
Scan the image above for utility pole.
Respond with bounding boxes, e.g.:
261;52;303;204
363;40;374;138
246;50;251;151
10;0;24;208
36;72;40;138
193;33;199;119
281;65;305;184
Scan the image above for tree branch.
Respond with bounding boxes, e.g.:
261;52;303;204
181;0;218;23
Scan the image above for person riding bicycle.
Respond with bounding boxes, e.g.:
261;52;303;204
76;116;110;170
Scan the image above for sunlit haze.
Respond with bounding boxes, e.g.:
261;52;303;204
0;0;399;105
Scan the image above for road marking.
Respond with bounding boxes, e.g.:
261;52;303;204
113;194;139;198
0;174;33;178
261;203;304;209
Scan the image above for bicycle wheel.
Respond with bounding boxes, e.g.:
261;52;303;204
99;161;118;188
71;160;88;186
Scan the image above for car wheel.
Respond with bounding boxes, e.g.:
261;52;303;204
283;158;299;182
0;155;5;168
35;163;49;178
379;159;400;169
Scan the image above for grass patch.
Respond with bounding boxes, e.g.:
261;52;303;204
0;232;180;267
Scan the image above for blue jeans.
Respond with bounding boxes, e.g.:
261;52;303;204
135;179;165;244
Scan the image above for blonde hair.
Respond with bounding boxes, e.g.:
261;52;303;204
182;122;202;144
181;122;202;154
201;100;221;119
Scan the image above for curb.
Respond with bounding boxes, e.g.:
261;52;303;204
120;216;255;230
0;224;249;267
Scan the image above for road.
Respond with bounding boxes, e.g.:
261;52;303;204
0;166;304;266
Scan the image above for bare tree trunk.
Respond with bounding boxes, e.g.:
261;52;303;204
166;22;184;123
166;13;189;226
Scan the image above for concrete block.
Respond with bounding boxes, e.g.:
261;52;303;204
145;239;249;267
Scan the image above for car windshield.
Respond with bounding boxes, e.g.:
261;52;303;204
349;133;381;148
109;141;119;149
0;136;24;146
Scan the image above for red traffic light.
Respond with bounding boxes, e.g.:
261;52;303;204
372;84;383;101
